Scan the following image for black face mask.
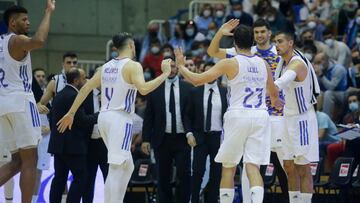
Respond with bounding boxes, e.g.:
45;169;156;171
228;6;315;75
353;57;360;65
303;39;314;46
149;31;157;37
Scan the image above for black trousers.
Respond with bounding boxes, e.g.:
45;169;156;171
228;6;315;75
154;133;191;203
50;154;87;203
82;138;109;203
191;131;222;203
270;151;288;202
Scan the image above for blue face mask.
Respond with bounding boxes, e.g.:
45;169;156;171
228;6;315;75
233;10;242;18
111;51;118;59
349;102;359;112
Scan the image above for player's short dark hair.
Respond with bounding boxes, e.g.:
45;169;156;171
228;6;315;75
234;25;253;49
253;18;271;30
3;6;28;26
112;32;134;50
66;68;80;84
275;31;295;41
62;52;78;61
32;68;46;75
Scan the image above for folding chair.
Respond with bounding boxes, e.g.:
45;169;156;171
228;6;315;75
129;159;155;203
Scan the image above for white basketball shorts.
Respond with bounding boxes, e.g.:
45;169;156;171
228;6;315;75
98;110;133;165
215;109;271;167
282;107;319;165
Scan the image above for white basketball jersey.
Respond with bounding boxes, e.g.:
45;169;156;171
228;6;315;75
282;55;314;116
100;58;137;114
227;54;268;111
54;72;67;94
0;33;33;116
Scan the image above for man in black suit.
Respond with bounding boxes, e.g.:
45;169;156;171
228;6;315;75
186;62;227;203
48;68;98;203
141;56;192;203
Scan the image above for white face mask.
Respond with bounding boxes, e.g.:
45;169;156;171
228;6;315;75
267;16;275;22
304;52;313;61
216;10;224;18
356;16;360;25
325;39;334;47
151;46;160;54
203;10;211;17
307;21;316;29
163;51;172;57
356;37;360;44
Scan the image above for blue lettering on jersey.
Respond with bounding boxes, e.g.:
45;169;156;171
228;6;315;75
247;66;259;73
104;67;118;74
0;68;8;88
19;65;31;92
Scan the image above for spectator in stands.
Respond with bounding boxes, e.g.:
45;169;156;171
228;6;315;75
142;38;164;78
343;8;360;48
314;52;348;122
302;42;318;62
225;0;253;27
139;23;167;63
185;56;196;73
333;0;358;36
254;0;272;19
305;15;327;42
323;28;352;68
265;7;295;33
213;3;226;28
206;22;218;41
291;0;309;26
135;95;147;119
194;4;214;33
316;105;339;158
162;43;174;58
300;29;329;54
169;23;186;51
313;0;332;22
183;20;198;52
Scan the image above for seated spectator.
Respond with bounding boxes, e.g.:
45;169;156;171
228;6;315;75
206;21;218;41
302;42;318;62
343;8;360;48
254;0;272;19
169;23;186;51
313;52;348;122
213;3;226;28
139;23;167;63
291;0;309;26
314;0;332;23
323;28;352;68
183;20;198;52
162;43;174;58
142;38;164;79
265;7;295;33
300;29;329;54
225;0;253;27
194;4;214;33
305;15;327;42
316;106;339;158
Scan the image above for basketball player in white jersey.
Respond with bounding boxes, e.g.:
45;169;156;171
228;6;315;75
37;52;78;114
273;31;320;203
207;19;288;203
175;25;281;203
56;32;172;203
0;1;55;203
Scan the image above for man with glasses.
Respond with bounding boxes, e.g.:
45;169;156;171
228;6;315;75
37;52;78;113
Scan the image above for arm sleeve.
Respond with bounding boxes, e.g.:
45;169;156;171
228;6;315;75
274;70;297;90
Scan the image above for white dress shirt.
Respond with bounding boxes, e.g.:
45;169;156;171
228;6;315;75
91;88;101;139
203;83;223;132
165;77;184;133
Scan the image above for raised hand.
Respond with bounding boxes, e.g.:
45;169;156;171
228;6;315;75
56;113;74;133
220;19;240;36
161;58;172;75
174;47;186;68
47;0;56;12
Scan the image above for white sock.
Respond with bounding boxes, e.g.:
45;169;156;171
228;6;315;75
219;188;234;203
4;178;14;200
241;165;251;203
289;191;301;203
61;194;67;203
250;186;264;203
300;193;313;203
31;195;38;203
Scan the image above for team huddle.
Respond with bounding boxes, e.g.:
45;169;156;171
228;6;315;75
0;0;320;203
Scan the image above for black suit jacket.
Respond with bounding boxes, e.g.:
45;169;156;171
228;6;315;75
142;80;192;148
48;85;98;155
185;83;227;145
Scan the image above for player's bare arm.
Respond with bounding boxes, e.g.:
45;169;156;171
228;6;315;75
175;48;235;86
128;59;171;95
9;0;55;60
207;19;239;59
56;68;101;133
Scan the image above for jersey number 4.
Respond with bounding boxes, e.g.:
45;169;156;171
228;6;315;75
243;87;263;108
